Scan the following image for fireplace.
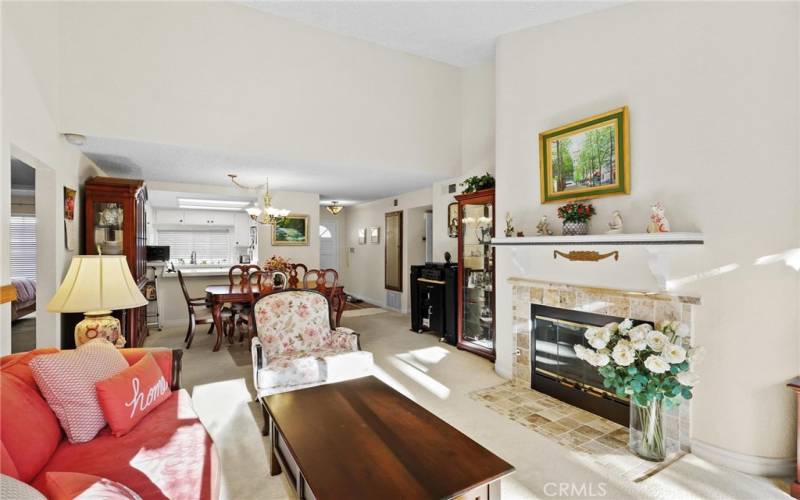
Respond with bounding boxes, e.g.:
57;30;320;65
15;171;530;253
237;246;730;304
530;305;654;426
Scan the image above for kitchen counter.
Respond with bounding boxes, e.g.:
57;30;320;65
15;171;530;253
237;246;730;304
161;268;234;278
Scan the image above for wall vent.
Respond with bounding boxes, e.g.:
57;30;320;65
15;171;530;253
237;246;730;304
386;290;402;310
448;184;456;193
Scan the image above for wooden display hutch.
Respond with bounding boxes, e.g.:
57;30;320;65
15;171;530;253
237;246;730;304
455;188;495;361
84;177;149;347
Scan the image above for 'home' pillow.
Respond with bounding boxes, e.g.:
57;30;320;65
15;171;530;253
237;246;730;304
95;353;171;436
29;339;129;443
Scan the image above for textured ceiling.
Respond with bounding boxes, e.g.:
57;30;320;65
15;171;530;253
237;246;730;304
80;137;443;203
244;1;621;67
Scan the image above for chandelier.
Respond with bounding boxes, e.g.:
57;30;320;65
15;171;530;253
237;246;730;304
325;201;343;215
228;174;291;225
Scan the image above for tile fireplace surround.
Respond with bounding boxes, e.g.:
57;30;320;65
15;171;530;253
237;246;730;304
510;277;700;452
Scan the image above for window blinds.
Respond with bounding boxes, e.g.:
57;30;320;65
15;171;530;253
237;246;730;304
10;215;36;280
157;228;232;263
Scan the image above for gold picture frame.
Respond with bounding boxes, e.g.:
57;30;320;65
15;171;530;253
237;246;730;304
272;214;310;246
539;106;630;203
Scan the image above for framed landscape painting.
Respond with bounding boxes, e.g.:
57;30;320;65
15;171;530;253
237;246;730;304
272;214;309;246
539;106;630;203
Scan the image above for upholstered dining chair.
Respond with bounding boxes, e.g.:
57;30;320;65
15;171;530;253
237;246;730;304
250;289;373;434
178;270;231;349
234;270;288;343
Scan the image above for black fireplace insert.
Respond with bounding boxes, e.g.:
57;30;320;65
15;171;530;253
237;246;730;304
530;304;653;426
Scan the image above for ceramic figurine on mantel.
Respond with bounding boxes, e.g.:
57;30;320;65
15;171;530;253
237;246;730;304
607;211;624;234
504;212;515;237
557;201;596;236
646;202;671;233
536;215;553;236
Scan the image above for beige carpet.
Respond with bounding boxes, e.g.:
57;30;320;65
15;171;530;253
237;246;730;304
145;312;791;500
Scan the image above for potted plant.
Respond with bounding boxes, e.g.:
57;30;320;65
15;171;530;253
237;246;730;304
557;201;596;235
461;173;495;194
574;320;704;461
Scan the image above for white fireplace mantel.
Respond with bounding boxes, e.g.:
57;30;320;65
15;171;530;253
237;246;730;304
491;232;704;246
492;232;704;290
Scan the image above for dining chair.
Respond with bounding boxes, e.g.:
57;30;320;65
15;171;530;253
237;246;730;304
178;270;231;349
235;270;289;343
302;268;338;300
287;263;308;289
225;264;261;338
302;268;339;325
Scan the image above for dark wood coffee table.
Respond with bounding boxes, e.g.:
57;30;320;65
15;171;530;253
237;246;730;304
262;376;514;499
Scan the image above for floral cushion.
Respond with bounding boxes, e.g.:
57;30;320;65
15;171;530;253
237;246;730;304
254;291;333;357
330;328;359;350
257;348;351;389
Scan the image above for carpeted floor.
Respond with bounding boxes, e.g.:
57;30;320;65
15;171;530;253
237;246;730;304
12;317;36;353
145;310;791;500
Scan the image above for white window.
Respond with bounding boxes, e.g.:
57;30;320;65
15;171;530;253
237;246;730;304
157;228;232;264
319;225;332;238
10;215;36;280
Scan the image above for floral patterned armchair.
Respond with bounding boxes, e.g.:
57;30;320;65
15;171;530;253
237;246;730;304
250;290;373;402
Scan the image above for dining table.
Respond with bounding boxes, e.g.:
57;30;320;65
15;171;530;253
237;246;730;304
204;284;347;352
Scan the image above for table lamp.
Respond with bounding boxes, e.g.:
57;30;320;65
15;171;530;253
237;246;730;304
47;255;147;347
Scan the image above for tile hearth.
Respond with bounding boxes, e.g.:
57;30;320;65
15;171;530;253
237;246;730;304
470;381;686;481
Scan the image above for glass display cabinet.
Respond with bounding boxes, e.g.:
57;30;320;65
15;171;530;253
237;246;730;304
455;188;495;361
84;177;148;347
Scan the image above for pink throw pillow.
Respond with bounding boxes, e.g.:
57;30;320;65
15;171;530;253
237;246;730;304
42;472;140;500
96;354;171;437
29;339;129;443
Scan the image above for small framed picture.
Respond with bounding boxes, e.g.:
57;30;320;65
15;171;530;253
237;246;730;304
357;228;366;245
369;227;380;244
63;186;76;221
447;202;458;238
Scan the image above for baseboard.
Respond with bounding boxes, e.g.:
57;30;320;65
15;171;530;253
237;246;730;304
495;365;512;380
691;438;795;477
345;292;387;310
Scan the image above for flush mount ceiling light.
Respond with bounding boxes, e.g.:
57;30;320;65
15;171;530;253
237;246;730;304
63;133;87;146
228;174;290;225
177;198;250;211
326;201;344;215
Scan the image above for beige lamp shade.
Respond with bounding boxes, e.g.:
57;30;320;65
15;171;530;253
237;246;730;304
47;255;147;314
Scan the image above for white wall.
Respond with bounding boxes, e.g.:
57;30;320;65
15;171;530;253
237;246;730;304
495;1;799;465
431;62;496;262
1;2;104;354
344;188;432;311
56;1;462;180
256;191;320;269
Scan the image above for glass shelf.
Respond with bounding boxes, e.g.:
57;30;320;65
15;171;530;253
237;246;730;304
458;194;495;358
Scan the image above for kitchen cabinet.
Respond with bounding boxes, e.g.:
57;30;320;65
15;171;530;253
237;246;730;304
183;210;233;226
157;209;185;225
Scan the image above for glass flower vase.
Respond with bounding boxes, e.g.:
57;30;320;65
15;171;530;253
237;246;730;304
629;399;679;461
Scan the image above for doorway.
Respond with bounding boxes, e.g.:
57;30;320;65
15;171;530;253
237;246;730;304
320;217;339;271
9;159;36;353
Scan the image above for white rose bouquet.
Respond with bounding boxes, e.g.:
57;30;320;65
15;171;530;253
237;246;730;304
574;319;704;460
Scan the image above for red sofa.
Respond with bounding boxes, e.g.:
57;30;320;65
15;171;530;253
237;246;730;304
0;347;219;499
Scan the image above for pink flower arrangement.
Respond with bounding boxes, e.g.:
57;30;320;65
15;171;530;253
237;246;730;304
264;255;292;273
